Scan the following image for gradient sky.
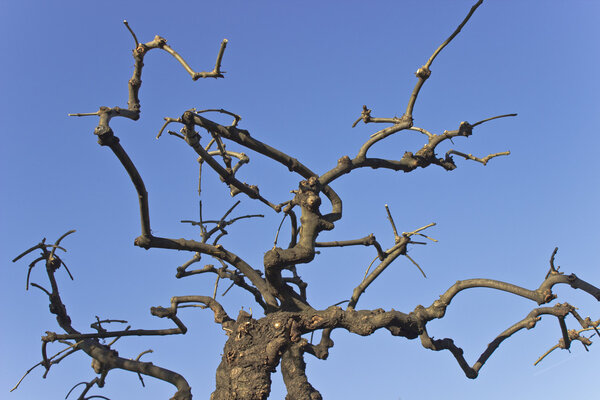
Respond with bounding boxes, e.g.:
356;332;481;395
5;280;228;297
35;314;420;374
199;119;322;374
1;1;599;399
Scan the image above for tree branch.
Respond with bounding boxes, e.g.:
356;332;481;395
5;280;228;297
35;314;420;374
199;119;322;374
418;303;581;379
13;234;193;400
134;234;279;310
404;0;483;118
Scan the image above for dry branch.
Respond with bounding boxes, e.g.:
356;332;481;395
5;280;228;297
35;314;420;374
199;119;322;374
11;2;599;399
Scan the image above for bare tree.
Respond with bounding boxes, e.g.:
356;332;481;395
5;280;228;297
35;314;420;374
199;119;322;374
10;1;599;399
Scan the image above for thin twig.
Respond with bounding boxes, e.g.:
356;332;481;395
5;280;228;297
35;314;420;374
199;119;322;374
195;109;241;127
30;282;51;296
222;282;235;297
213;275;220;300
385;204;400;242
274;213;288;248
363;255;379;281
446;150;510;166
156;117;182;139
404;254;427;278
534;344;561;366
123;20;139;47
471;113;517;127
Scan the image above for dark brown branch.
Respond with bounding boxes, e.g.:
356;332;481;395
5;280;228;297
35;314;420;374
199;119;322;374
134;234;278;310
151;296;234;330
348;223;435;309
182;200;264;243
355;118;413;161
93;127;151;237
30;282;51;296
281;342;322;400
320;113;516;187
12;241;63;263
315;234;386;261
191;112;342;222
48;230;75;260
534;319;599;365
348;243;407;310
557;316;571;350
351;104;403;128
156;117;181;139
195;108;241;127
43;326;184;342
416;273;600;325
176;262;268;309
384;204;400;242
14;237;193;400
180;112;281;211
545;246;560;279
404;0;483;118
418;303;577;379
11;341;82;392
65;377;103;400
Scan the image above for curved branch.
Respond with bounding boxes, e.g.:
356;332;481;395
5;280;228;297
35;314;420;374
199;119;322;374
151;295;234;329
134;235;278;310
180;113;280;211
320;113;516;186
405;0;483;118
175;262;268;310
94;128;151;237
418;273;600;324
191;113;343;222
419;303;576;379
14;240;193;400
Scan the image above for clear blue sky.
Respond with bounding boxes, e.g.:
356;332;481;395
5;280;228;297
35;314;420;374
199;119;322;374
1;1;599;399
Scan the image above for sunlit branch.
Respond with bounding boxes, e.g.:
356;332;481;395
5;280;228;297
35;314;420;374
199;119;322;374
446;150;510;166
405;0;484;118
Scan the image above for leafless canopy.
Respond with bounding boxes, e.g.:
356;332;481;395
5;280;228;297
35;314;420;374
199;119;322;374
12;1;599;399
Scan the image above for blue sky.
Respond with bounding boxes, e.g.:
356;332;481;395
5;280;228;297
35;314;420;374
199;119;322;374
1;1;599;399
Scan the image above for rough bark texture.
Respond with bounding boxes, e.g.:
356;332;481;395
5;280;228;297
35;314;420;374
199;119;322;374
10;1;600;399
